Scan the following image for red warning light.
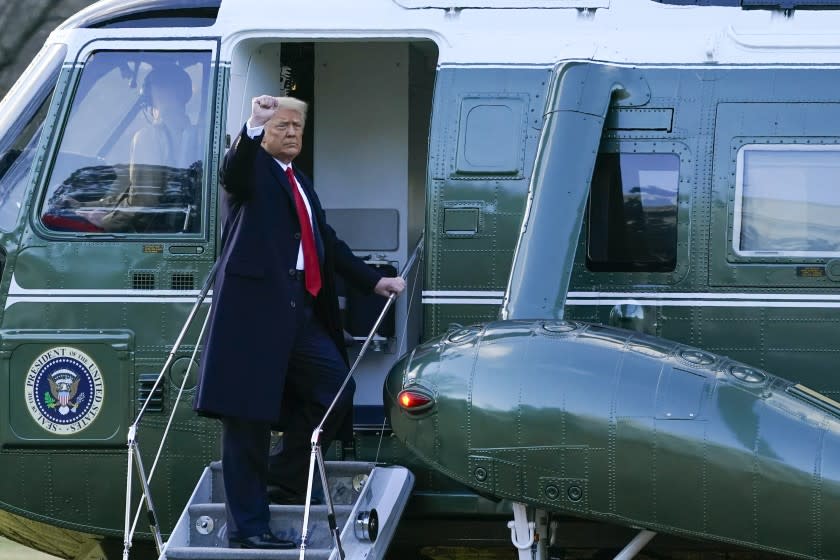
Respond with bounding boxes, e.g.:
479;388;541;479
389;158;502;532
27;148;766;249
397;389;434;413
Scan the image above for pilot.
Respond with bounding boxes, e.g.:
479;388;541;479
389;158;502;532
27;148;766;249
42;63;199;234
99;63;198;232
193;95;405;549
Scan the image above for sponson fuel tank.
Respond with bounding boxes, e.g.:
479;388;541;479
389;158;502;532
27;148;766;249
385;319;840;559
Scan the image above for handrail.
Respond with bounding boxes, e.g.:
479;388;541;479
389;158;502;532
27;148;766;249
122;259;219;560
298;233;424;560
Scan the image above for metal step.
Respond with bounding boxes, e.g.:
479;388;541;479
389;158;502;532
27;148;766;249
160;461;414;560
208;461;376;505
164;547;332;559
183;503;354;549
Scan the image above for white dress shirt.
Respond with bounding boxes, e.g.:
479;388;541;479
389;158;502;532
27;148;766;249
247;122;314;270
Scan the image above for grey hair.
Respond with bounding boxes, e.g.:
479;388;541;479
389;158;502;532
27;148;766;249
274;96;308;124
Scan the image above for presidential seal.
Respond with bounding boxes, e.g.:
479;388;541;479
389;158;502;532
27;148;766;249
24;347;104;434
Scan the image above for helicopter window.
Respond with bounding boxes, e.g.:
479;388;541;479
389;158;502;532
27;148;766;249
587;152;680;272
89;8;219;29
734;145;840;257
0;44;65;232
40;50;212;235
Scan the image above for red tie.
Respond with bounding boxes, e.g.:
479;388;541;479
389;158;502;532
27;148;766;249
286;166;321;297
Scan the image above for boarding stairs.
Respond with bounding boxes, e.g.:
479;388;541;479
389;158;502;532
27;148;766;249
159;459;414;560
124;239;424;560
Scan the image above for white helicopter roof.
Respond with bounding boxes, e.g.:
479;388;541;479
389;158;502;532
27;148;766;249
47;0;840;66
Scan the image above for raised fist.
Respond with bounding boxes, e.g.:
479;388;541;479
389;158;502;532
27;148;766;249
250;95;281;127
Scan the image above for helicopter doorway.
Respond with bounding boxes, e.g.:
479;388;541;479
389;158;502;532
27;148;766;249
228;38;438;428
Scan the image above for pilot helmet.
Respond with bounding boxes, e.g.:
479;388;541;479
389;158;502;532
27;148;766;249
140;63;193;108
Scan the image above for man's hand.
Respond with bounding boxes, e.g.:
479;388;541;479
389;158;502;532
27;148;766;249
374;276;406;298
249;95;281;127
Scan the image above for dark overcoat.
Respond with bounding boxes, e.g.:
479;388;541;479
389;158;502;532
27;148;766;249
194;125;381;424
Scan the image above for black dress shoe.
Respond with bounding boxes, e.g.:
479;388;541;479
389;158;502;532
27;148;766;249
228;532;296;549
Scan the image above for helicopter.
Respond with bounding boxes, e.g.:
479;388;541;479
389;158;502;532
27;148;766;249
2;0;840;559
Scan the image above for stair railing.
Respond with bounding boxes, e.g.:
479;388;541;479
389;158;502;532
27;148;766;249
122;260;219;560
298;233;424;560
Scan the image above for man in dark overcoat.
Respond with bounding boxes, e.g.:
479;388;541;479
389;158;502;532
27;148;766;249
194;94;405;549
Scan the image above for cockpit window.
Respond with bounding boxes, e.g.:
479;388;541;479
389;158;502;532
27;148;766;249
0;44;65;232
40;50;212;235
734;145;840;257
587;152;680;272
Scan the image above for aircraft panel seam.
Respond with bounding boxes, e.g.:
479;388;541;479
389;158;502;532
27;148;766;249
567;291;840;301
566;299;840;308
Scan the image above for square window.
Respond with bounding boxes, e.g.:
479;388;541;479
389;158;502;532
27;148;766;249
735;145;840;257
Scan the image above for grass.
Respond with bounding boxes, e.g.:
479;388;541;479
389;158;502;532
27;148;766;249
0;537;61;560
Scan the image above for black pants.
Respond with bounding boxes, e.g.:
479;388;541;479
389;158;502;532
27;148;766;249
221;281;354;539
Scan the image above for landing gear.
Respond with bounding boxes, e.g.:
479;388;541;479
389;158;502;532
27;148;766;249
506;502;548;560
506;503;656;560
100;537;157;560
613;529;656;560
